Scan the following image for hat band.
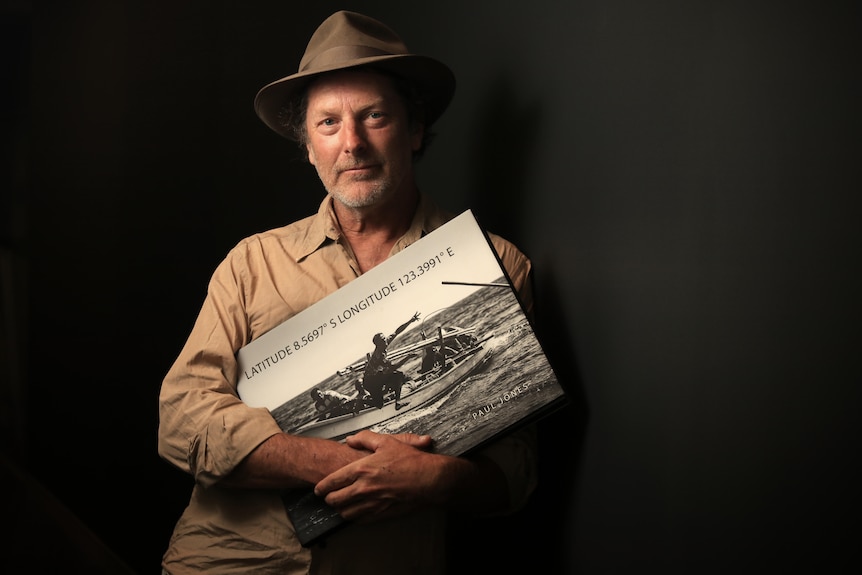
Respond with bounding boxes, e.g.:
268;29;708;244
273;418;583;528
300;45;403;73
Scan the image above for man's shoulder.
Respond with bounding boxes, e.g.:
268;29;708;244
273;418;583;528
243;212;318;242
230;212;323;256
485;232;529;265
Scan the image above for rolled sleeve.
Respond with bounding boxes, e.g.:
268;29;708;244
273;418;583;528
158;252;283;486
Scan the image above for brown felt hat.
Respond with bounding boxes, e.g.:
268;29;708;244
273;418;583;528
254;10;456;140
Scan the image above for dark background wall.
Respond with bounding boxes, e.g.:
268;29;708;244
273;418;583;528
2;0;859;573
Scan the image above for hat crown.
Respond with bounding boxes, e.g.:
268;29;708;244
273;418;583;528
254;11;455;140
299;11;409;74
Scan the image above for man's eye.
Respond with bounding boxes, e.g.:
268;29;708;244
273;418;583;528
321;118;336;126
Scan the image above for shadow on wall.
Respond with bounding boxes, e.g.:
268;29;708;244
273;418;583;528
466;73;543;247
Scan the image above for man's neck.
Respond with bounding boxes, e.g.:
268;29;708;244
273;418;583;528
333;189;420;273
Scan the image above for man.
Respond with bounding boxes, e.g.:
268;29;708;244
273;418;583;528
309;387;354;419
361;312;420;410
419;327;459;374
158;11;537;574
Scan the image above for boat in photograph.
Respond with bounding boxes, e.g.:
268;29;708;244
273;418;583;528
290;326;494;440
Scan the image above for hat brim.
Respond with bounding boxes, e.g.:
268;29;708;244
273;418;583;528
254;54;456;140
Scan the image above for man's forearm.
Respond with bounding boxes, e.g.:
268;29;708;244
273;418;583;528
221;432;368;489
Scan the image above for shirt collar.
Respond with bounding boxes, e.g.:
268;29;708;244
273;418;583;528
292;195;340;262
295;192;454;262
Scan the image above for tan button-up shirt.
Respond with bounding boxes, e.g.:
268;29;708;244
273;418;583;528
158;194;537;575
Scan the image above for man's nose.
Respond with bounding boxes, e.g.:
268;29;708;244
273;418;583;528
342;119;367;154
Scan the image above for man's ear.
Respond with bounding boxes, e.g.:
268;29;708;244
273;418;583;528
306;143;316;166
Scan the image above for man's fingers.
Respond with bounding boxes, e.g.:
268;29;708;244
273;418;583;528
344;430;432;451
390;432;433;449
314;467;356;497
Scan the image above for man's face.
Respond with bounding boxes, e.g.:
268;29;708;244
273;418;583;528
304;69;423;209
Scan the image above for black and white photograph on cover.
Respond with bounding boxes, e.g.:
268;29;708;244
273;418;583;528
275;273;556;452
236;210;567;545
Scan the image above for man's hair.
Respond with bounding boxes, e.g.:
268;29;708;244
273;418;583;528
276;68;438;160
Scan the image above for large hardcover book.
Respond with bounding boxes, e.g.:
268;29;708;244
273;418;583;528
236;210;567;546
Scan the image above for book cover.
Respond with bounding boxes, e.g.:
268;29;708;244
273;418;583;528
236;210;567;545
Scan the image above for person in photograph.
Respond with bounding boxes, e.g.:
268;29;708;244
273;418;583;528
360;312;420;410
310;387;354;418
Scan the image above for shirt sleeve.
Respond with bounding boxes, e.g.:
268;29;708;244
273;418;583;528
157;247;283;488
474;233;540;514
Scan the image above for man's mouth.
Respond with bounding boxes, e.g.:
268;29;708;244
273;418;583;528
343;163;374;171
341;164;378;178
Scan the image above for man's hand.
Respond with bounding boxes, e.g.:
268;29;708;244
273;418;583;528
313;430;449;521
